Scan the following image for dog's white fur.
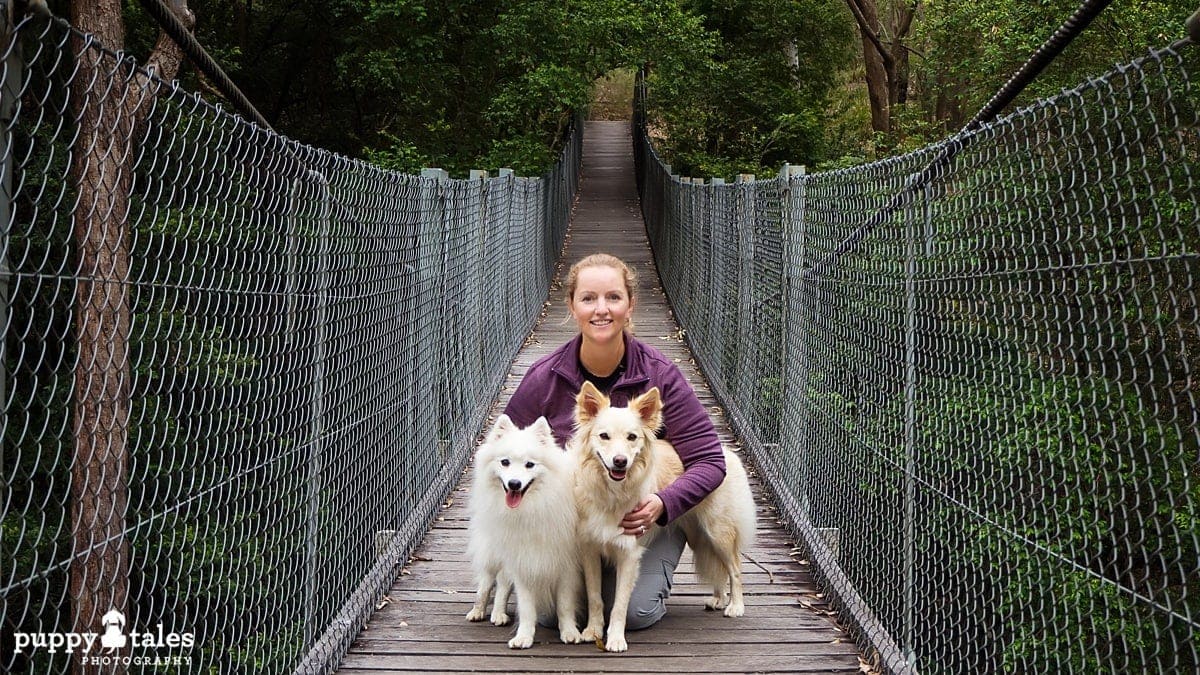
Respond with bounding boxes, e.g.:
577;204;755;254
572;381;757;652
465;415;584;649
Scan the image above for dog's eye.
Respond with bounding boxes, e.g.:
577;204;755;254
525;461;535;469
500;459;510;467
627;433;637;441
598;432;609;440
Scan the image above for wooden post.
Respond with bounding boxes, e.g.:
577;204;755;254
733;174;755;399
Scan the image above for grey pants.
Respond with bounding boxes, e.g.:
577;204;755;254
540;523;688;631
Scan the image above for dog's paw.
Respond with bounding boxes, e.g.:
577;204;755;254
704;595;728;611
723;601;745;618
490;610;511;626
559;625;584;644
466;606;487;622
507;634;534;649
605;634;628;653
581;623;604;642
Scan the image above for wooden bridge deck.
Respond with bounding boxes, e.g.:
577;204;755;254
337;121;864;674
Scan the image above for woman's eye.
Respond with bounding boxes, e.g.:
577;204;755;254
598;432;610;440
500;459;510;466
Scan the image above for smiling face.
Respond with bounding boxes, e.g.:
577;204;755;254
570;264;634;347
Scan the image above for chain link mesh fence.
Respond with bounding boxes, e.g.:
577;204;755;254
637;40;1199;674
2;10;578;673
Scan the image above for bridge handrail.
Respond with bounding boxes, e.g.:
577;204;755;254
636;37;1200;675
0;9;581;673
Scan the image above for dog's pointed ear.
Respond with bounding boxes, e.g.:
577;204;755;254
530;416;555;445
576;381;608;424
487;414;515;443
631;387;663;431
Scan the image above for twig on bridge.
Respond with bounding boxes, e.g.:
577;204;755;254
742;551;775;583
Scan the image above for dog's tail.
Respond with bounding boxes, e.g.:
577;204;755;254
724;449;758;549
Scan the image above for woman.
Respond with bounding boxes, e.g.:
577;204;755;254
503;252;727;630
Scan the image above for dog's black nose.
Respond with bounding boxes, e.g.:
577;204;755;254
613;455;628;469
507;479;523;492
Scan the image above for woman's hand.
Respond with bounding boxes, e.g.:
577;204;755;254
622;494;665;537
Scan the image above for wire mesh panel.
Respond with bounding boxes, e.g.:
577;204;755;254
1;11;577;674
637;41;1199;674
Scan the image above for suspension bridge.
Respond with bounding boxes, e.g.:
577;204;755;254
333;120;865;674
2;5;1198;675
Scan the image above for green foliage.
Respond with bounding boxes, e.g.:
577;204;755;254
889;1;1199;150
590;68;638;121
119;0;718;176
918;369;1199;672
3;119;76;674
645;0;854;179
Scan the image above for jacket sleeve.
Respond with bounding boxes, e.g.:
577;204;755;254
655;365;727;524
501;362;576;449
503;373;544;430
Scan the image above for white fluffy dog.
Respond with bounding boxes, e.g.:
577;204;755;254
465;415;584;649
573;381;757;652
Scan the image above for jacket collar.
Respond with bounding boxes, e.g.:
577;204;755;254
551;333;650;393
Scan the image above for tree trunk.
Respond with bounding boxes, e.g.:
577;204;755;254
861;31;890;133
68;4;133;671
66;2;191;672
846;0;891;134
844;0;918;137
893;39;910;106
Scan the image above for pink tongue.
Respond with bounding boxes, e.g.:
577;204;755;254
505;490;523;509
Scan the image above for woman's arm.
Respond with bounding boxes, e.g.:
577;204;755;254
653;367;727;523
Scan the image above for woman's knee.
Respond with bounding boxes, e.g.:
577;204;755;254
624;594;667;631
624;558;674;630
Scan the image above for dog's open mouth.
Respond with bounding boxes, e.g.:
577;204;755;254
607;467;627;482
504;482;531;508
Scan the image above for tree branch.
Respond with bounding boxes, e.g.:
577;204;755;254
843;0;895;69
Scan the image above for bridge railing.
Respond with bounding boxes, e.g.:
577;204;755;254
1;10;578;674
636;42;1199;674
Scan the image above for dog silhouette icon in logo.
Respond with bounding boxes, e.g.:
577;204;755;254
100;610;126;650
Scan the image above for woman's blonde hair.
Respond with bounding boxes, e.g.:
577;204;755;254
565;253;638;333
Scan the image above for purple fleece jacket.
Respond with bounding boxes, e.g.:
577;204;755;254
503;333;726;524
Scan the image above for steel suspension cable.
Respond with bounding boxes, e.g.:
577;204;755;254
803;0;1126;281
135;0;273;131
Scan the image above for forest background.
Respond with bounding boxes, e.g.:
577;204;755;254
75;1;1198;179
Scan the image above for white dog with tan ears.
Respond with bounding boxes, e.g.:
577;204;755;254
572;382;757;652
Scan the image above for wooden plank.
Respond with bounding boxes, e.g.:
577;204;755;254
349;626;841;644
338;654;858;674
337;120;863;674
344;640;858;657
